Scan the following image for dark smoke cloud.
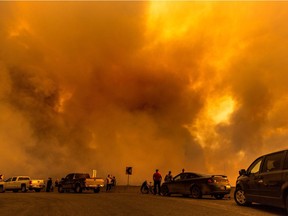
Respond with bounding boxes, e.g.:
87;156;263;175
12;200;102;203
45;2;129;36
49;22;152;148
1;1;288;184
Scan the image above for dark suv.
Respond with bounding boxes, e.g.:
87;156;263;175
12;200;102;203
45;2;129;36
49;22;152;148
234;149;288;213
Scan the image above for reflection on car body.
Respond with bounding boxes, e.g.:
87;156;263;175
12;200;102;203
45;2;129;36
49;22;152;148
161;172;231;199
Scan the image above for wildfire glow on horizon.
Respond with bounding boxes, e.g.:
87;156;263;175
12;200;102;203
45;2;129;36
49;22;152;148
1;1;288;185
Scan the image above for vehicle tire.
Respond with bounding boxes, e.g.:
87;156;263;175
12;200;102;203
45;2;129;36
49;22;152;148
58;185;64;193
75;184;82;193
94;188;100;193
234;187;251;206
0;185;5;193
191;186;202;199
214;194;224;200
161;185;170;196
21;184;27;193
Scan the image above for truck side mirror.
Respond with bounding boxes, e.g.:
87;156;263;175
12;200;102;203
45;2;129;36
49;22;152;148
239;169;246;176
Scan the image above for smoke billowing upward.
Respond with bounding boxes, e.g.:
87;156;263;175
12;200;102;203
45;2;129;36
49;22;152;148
1;1;288;184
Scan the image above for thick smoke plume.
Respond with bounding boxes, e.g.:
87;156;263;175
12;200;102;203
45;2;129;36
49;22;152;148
1;2;288;184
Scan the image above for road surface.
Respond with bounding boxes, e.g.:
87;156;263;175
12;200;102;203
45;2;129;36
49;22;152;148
0;189;286;216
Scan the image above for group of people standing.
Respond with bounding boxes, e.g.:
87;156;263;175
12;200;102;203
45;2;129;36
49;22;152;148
106;174;116;191
46;177;59;192
152;168;184;195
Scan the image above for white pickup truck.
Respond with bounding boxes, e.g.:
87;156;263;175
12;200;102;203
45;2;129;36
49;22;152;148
0;176;45;193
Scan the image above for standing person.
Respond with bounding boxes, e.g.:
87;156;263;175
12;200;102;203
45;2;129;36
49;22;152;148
46;177;53;192
106;175;112;192
111;176;116;187
164;171;173;182
182;168;185;173
55;179;59;188
153;169;162;195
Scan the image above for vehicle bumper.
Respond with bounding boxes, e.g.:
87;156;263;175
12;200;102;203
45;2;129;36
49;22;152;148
85;184;105;189
202;184;231;195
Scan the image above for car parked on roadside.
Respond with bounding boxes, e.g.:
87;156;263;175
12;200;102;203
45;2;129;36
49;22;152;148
161;172;231;199
58;173;104;193
234;149;288;214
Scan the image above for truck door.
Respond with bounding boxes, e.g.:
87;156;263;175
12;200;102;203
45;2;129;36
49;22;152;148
4;178;12;190
9;177;18;190
63;174;74;189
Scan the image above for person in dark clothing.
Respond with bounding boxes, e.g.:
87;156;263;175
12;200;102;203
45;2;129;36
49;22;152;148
55;179;59;187
111;176;116;186
164;171;173;182
153;169;162;195
46;177;53;192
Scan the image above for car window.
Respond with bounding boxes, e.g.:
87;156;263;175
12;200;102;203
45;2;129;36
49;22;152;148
247;157;263;174
262;151;285;172
75;174;90;179
284;151;288;170
19;177;30;181
66;174;74;180
186;173;198;179
173;174;182;181
5;178;12;182
12;177;17;181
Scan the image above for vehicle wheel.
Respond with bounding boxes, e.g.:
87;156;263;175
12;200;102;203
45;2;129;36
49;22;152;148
0;185;5;193
214;194;224;200
58;185;64;193
75;184;82;193
94;188;100;193
234;187;251;206
191;186;202;199
141;187;149;194
21;185;27;193
161;185;170;196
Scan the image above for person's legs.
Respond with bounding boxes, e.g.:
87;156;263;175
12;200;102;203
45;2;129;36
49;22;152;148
157;181;161;195
153;181;157;194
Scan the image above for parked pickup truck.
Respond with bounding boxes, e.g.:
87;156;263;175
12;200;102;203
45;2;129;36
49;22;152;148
0;176;45;193
58;173;104;193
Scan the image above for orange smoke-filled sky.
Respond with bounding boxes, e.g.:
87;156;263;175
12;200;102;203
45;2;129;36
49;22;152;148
0;1;288;185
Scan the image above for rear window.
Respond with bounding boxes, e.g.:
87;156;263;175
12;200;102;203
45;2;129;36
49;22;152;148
18;177;30;181
262;151;285;172
75;174;90;179
212;176;229;183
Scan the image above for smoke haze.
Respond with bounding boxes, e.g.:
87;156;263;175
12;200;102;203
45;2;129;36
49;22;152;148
1;1;288;185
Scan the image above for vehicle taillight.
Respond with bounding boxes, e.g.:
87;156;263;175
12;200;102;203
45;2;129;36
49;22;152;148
207;179;213;183
29;180;32;185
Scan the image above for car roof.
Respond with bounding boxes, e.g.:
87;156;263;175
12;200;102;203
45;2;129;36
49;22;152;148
177;172;210;177
253;149;288;161
178;172;227;178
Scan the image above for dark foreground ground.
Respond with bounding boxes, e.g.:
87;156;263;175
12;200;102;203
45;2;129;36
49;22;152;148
0;186;286;216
